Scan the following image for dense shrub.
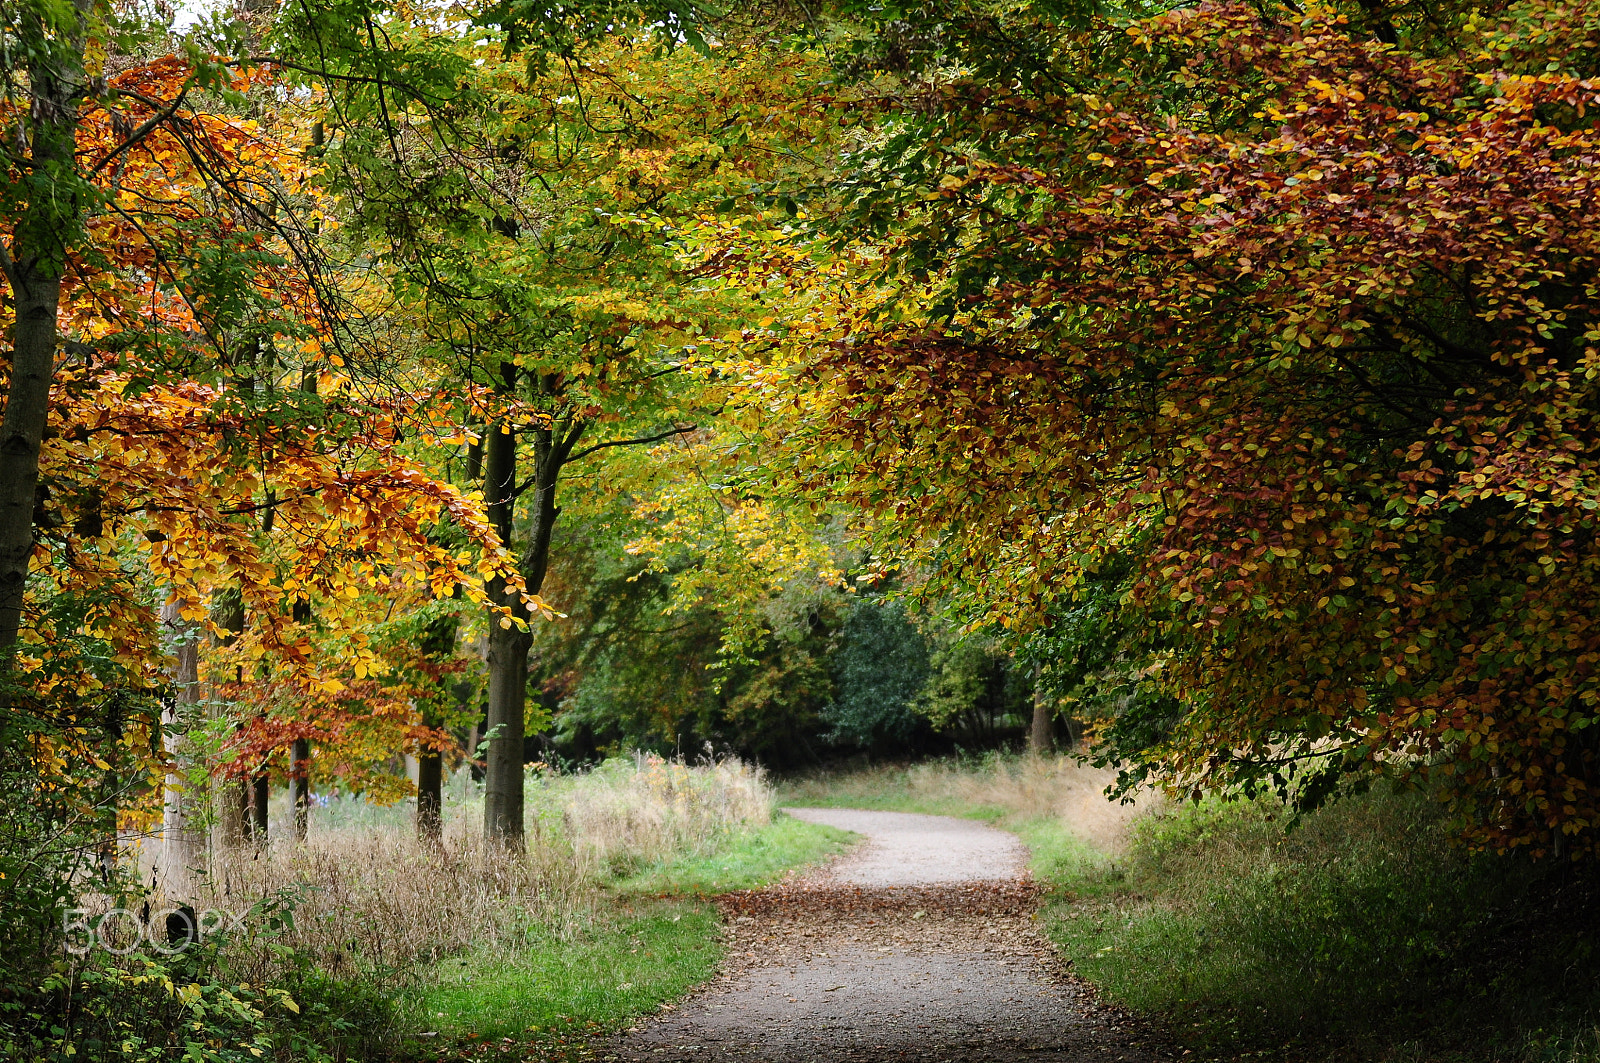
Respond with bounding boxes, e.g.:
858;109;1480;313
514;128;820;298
0;936;396;1063
1055;789;1600;1060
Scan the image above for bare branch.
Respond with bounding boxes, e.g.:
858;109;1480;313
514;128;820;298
566;423;697;464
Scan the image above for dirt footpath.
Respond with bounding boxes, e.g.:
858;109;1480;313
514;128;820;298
604;809;1163;1063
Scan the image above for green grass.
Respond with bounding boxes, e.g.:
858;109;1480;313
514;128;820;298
402;811;858;1056
404;899;720;1042
615;811;857;895
1007;816;1111;889
1045;793;1600;1062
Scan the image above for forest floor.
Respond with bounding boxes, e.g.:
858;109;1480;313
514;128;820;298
602;808;1166;1063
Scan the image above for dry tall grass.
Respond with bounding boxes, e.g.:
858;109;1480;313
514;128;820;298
780;753;1153;852
124;755;772;983
562;754;772;874
208;825;592;985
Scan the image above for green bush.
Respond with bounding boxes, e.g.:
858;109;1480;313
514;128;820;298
0;951;398;1063
2;956;287;1063
0;882;400;1063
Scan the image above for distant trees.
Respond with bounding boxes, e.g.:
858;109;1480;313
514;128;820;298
824;600;929;753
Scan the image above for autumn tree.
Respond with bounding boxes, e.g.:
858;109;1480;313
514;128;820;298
0;3;538;923
277;1;836;845
741;0;1600;854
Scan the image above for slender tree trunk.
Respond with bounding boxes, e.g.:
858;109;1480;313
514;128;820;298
284;356;319;843
0;5;91;656
250;773;269;843
1029;665;1054;756
214;589;250;848
291;737;310;840
415;606;459;845
159;602;206;899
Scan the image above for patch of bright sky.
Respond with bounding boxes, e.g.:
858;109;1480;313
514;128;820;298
173;0;220;32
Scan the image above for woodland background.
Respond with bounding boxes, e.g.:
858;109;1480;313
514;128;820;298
5;0;1600;1059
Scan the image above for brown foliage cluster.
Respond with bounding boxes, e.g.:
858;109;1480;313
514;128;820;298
794;0;1600;854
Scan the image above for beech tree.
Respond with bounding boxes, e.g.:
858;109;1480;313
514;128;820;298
281;1;833;846
748;0;1600;854
1;7;534;913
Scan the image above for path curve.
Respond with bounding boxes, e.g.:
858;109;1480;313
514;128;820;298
606;809;1162;1063
782;807;1031;887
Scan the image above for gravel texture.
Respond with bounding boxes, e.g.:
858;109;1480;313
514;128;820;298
603;809;1165;1063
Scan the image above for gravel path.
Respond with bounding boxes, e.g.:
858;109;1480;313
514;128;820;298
604;809;1163;1063
782;808;1032;887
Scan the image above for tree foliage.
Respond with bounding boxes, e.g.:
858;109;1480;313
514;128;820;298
750;0;1600;854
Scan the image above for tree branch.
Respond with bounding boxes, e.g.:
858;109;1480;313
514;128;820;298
244;58;454;104
0;238;20;294
566;424;696;464
88;85;193;175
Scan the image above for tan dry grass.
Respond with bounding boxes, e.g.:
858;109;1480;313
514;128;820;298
782;753;1154;852
124;755;773;983
914;755;1149;852
562;754;772;874
207;823;594;985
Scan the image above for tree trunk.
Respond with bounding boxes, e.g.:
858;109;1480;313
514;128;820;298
159;602;206;899
485;426;562;847
415;606;458;845
481;369;583;850
518;418;569;610
1029;665;1054;756
482;413;530;849
0;4;91;656
417;751;442;843
214;589;250;848
250;773;269;842
291;737;310;840
287;359;318;843
218;780;250;848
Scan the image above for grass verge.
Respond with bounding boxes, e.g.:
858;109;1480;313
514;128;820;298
1041;790;1600;1063
402;810;856;1057
403;899;719;1043
615;810;856;896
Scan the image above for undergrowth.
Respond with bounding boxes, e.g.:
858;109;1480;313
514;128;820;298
8;755;843;1063
1047;789;1600;1063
